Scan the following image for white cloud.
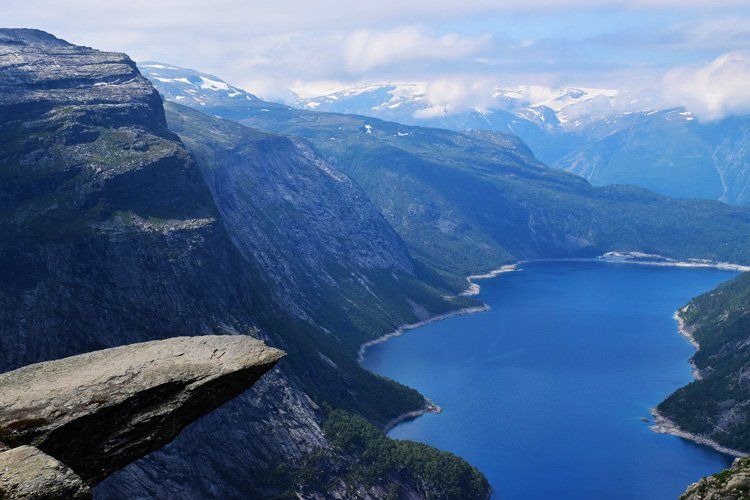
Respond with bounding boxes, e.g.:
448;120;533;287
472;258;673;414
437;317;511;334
342;27;490;73
662;51;750;120
414;77;497;118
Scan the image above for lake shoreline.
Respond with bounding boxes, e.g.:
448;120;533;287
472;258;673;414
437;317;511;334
461;264;518;296
383;399;442;433
462;252;750;298
650;409;746;458
674;307;703;380
357;304;490;364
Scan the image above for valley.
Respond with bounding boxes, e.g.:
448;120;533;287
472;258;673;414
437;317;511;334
1;25;750;500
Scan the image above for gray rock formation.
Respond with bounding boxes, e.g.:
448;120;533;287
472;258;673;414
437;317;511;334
0;336;283;486
0;446;91;499
681;457;750;499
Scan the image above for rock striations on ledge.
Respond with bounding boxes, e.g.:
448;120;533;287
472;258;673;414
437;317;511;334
0;335;284;497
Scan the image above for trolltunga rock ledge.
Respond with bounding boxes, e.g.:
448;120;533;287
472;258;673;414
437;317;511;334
0;335;284;487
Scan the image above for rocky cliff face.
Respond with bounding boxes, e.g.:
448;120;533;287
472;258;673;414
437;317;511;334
164;102;415;321
0;28;258;369
0;30;311;497
0;29;488;498
0;335;282;497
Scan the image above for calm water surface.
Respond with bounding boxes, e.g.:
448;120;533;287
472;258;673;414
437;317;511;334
362;261;737;499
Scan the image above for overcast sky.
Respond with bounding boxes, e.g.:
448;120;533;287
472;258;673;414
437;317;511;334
5;0;750;118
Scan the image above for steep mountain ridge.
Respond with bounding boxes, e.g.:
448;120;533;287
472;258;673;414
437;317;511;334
0;28;257;368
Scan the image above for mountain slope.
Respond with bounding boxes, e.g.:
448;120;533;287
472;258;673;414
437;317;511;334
0;29;488;499
556;110;723;200
159;101;471;420
552;110;750;204
287;81;616;167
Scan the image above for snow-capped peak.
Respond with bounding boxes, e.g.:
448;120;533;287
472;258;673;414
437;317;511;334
495;85;618;112
138;61;259;107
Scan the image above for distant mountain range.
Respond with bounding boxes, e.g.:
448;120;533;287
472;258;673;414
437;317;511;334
293;81;620;127
287;81;750;204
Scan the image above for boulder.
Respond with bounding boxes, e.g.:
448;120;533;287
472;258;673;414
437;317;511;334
0;445;90;499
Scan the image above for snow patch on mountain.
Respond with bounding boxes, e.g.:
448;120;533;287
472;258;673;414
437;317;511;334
138;61;260;107
291;81;621;126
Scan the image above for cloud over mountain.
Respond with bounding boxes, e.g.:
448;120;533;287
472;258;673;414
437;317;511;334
663;51;750;120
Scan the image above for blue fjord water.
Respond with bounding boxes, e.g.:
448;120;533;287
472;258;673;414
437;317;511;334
362;261;737;499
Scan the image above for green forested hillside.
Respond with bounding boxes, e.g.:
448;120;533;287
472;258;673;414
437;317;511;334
658;271;750;452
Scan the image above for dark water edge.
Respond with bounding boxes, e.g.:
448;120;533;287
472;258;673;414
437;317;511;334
362;261;737;499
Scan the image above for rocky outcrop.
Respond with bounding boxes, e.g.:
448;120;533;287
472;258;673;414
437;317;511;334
0;336;283;491
0;446;91;499
681;457;750;499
